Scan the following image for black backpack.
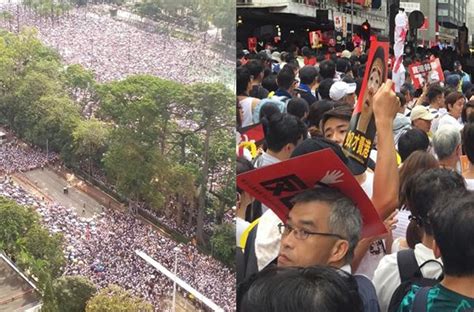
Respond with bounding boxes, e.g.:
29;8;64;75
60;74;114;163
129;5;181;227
387;249;443;312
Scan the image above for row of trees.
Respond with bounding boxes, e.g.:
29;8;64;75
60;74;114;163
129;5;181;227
0;28;235;264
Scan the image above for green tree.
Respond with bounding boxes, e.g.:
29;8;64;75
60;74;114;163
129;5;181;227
86;285;153;312
51;276;97;312
0;197;38;255
185;82;233;245
210;223;235;267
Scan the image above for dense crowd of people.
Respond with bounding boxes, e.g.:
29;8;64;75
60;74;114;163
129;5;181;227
0;179;235;311
236;41;474;312
0;140;58;174
0;4;233;87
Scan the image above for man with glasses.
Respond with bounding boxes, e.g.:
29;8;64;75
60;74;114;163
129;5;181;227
277;186;380;312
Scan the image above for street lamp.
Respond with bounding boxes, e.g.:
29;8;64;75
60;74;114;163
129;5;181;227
172;246;181;312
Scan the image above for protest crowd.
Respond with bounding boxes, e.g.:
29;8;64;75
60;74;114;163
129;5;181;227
0;131;235;311
0;4;234;86
236;33;474;312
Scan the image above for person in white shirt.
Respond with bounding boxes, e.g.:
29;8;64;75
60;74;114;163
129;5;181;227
373;169;467;312
437;91;464;132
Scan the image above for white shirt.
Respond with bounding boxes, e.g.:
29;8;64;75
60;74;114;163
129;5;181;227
236;217;250;248
372;243;443;312
240;97;256;128
437;113;464;132
465;178;474;191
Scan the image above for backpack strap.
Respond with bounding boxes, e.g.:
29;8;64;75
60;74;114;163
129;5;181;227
413;286;431;312
397;249;422;283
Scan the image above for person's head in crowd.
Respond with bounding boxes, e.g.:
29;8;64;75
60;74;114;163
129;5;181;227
283;61;300;75
287;98;310;121
462;122;474;167
405;168;466;249
397;128;430;162
410;105;434;133
400;83;416;104
396;92;407;114
426;84;445;109
321;105;352;146
307;100;341;137
318;78;335;100
453;60;463;73
341;49;352;59
398;151;439;209
262;74;278;93
276;68;297;93
301;46;313;58
319;59;336;80
236;157;255;218
433;124;462;170
238;266;363;312
445;74;461;90
271;51;281;64
299;65;319;89
277;186;362;268
258;102;283;123
336;58;352;77
257;50;272;68
329;81;356;107
444;91;464;120
462;100;474;124
428;190;474;279
261;113;307;161
244;59;265;84
237;66;252;96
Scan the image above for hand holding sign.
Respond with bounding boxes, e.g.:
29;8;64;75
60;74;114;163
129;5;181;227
373;80;399;125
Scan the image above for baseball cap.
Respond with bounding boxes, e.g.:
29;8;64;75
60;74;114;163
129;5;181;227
410;105;435;121
271;51;281;63
291;137;366;176
341;50;352;59
329;81;357;101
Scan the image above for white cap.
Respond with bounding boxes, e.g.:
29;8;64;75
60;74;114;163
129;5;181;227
329;81;357;101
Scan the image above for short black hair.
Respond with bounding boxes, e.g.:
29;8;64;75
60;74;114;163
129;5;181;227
239;266;363;312
397;128;430;162
426;84;444;103
244;59;265;78
462;100;474;123
287;98;310;120
336;58;351;74
262;74;278;92
307;100;342;130
276;68;296;91
259;102;281;122
319;60;336;80
321;105;353;130
429;190;474;277
405;168;466;236
317;78;335;100
400;83;416;97
299;66;318;85
463;122;474;164
237;66;251;95
262;113;307;152
396;92;407;107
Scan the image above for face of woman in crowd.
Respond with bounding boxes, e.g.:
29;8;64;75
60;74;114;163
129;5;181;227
449;98;464;119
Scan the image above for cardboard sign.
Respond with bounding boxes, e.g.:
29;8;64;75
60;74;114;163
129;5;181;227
248;37;257;53
343;37;389;171
239;123;265;145
408;58;445;89
236;148;387;238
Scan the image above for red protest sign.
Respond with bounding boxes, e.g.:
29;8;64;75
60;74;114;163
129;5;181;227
248;37;257;52
239;123;265;145
408;58;445;89
236;148;386;238
343;38;389;171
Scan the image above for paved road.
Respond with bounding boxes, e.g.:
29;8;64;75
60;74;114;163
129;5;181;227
23;168;103;218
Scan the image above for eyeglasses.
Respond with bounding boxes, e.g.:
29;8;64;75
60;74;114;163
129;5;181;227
277;223;346;241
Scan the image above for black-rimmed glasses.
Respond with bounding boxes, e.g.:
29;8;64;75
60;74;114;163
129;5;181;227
277;223;346;240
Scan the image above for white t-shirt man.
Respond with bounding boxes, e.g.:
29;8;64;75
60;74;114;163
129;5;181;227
372;243;443;312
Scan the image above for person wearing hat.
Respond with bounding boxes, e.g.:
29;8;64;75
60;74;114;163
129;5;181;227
329;81;357;107
271;51;281;74
410;105;435;134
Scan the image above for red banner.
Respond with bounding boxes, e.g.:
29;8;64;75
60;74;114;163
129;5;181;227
236;148;386;238
408;58;445;89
